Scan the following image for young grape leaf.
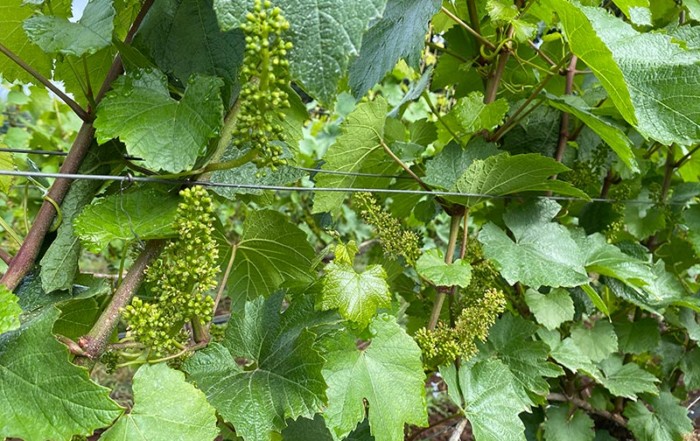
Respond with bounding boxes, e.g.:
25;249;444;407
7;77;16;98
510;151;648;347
446;153;589;208
544;0;700;146
184;294;327;441
321;315;427;441
441;358;528;441
73;186;180;252
319;262;391;328
570;320;618;363
0;308;122;441
23;0;114;57
423;139;500;190
101;363;218;441
0;1;53;83
545;335;601;379
437;92;509;146
94;69;224;173
228;210;315;300
479;200;589;288
597;356;658;400
348;0;441;99
524;288;574;330
313;98;399;215
134;0;245;87
624;392;693;441
0;285;21;335
543;405;594;441
479;313;563;406
416;248;473;288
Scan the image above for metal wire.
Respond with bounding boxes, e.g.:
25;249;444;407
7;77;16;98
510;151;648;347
0;168;691;205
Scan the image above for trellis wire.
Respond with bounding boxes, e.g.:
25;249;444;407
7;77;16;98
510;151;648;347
0;168;691;206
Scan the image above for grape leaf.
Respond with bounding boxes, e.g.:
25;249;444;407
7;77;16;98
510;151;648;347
53;298;101;340
184;294;327;441
611;0;651;25
312;98;399;215
416;249;472;288
73;186;180;252
348;0;441;98
597;356;658;400
94;69;224;173
0;151;14;193
613;318;660;354
441;358;528;441
228;210;315;300
570;320;618;363
101;363;218;441
134;0;245;87
624;392;693;441
543;405;594;441
437;92;509;146
0;1;53;83
524;288;574;330
546;335;601;379
0;308;122;441
545;0;700;146
319;262;391;328
423;139;500;190
576;232;653;287
446;153;589;208
681;348;700;390
282;415;375;441
321;315;427;441
479;313;563;405
479;200;589;288
0;285;21;335
23;0;114;57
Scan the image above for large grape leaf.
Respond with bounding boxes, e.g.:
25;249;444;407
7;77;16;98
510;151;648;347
94;69;224;173
101;364;218;441
312;98;399;214
543;405;594;441
348;0;441;98
524;288;574;331
0;1;53;83
423;139;500;190
0;308;122;441
319;262;391;328
441;359;528;441
215;0;387;104
134;0;244;87
23;0;114;57
184;294;327;441
544;0;700;146
321;315;427;441
228;210;315;300
0;285;21;335
597;356;658;400
73;186;180;252
446;153;589;208
479;200;589;288
437;92;509;146
624;392;693;441
570;320;618;363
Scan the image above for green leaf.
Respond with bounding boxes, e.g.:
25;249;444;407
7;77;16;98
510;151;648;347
597;356;658;400
73;186;180;252
0;151;14;193
322;315;427;441
423;139;500;190
0;285;21;335
184;294;327;441
23;0;114;57
611;0;652;25
524;288;574;330
348;0;441;98
94;69;224;173
479;200;589;288
313;98;398;214
53;298;101;340
447;153;589;208
624;392;693;441
545;94;638;172
228;210;315;299
134;0;244;86
680;348;700;389
437;92;509;146
101;363;218;441
684;204;700;255
480;314;563;405
546;335;601;378
545;0;700;145
0;308;122;441
416;249;472;288
543;405;594;441
441;359;528;441
319;262;391;328
613;317;660;354
570;320;618;363
0;1;53;83
577;232;653;287
282;414;375;441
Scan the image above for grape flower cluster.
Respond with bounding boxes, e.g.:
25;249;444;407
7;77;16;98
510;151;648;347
122;186;220;357
234;0;293;169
